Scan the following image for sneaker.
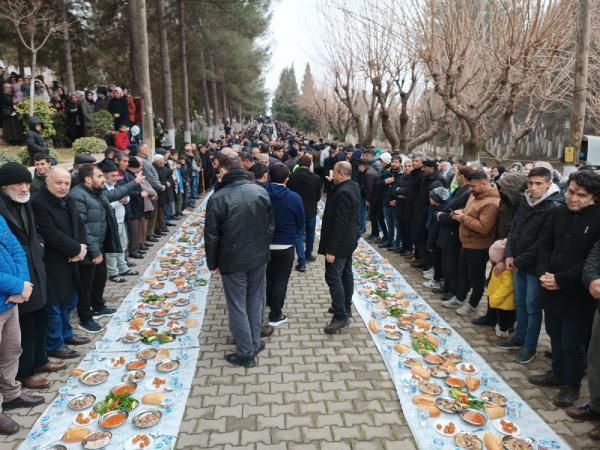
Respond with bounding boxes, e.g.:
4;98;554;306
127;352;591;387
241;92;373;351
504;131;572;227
441;292;454;301
78;319;104;334
422;268;434;280
225;353;256;368
496;338;523;350
269;315;288;327
92;306;117;319
422;279;441;290
456;303;476;316
441;297;462;308
514;347;537;364
295;264;306;272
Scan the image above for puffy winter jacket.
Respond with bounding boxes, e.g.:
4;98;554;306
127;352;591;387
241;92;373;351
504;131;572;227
264;183;304;245
26;116;49;162
458;186;500;249
0;215;29;315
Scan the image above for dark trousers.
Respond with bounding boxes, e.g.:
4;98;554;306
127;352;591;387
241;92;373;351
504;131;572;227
46;291;77;352
266;247;294;321
545;311;593;389
411;213;427;262
398;219;413;252
78;260;107;321
17;308;49;378
441;242;461;294
456;247;488;307
221;264;267;359
127;218;140;255
498;309;516;332
431;246;443;281
589;310;600;413
325;256;354;321
304;215;317;259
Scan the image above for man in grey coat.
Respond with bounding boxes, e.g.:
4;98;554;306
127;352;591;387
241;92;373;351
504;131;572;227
205;152;274;368
137;144;165;242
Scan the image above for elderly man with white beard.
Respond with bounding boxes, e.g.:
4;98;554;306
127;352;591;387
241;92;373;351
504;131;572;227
0;162;65;391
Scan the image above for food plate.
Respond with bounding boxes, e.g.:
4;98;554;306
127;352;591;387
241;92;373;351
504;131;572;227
171;326;188;336
429;366;450;378
126;359;147;370
147;318;165;327
122;370;146;383
502;436;533;450
68;394;96;410
145;377;168;391
432;326;451;336
457;363;479;375
493;418;520;436
136;348;158;360
445;376;466;388
110;382;137;396
174;298;189;306
72;410;99;426
384;330;402;340
423;352;444;365
433;419;458;437
124;434;154;450
121;333;142;344
459;408;488;426
98;410;128;430
156;359;180;372
435;397;463;414
481;390;508;407
441;350;463;363
168;310;187;320
402;357;422;368
419;380;443;395
454;432;483;450
79;370;109;386
81;430;112;449
132;409;162;428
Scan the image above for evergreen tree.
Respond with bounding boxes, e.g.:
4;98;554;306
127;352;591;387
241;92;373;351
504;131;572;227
272;65;302;126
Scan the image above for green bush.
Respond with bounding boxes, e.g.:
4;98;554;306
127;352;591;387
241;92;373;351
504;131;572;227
17;146;60;165
72;137;107;155
175;129;206;151
13;97;58;138
0;151;19;166
90;110;115;138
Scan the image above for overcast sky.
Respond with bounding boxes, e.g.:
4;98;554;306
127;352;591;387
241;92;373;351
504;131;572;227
262;0;325;103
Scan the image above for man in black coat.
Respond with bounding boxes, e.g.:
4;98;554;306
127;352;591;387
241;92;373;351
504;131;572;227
0;163;66;390
31;168;90;360
287;155;321;271
205;152;274;368
533;170;600;408
319;161;360;334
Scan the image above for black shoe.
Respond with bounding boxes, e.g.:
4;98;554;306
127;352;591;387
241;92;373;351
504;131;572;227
129;253;144;259
64;335;91;346
432;286;447;294
392;248;403;253
47;346;80;359
78;319;104;333
528;370;562;387
545;350;553;359
127;262;137;268
295;264;306;272
471;315;496;327
375;237;386;244
399;250;413;256
92;306;117;319
255;340;266;355
410;261;427;269
306;255;317;262
442;292;454;301
324;318;350;334
552;386;580;408
142;243;153;248
0;413;19;435
225;353;256;368
378;242;392;248
148;237;159;243
260;325;274;337
2;393;44;410
327;306;352;318
165;222;176;226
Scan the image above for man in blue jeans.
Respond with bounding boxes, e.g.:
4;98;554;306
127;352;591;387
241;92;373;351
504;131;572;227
287;155;321;272
498;166;563;364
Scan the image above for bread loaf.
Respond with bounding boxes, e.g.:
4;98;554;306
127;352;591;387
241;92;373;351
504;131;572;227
142;392;166;405
62;426;92;442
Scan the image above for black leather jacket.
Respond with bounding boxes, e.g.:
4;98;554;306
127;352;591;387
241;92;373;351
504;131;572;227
205;169;274;273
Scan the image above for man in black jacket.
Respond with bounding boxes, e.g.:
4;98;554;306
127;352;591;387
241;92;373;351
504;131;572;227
498;167;564;364
0;163;66;390
389;158;415;255
287;155;321;271
319;161;360;334
205;152;274;368
570;239;600;441
31;168;90;360
531;170;600;408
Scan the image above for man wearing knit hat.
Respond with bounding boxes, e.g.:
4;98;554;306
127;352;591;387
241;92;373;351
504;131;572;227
0;162;66;390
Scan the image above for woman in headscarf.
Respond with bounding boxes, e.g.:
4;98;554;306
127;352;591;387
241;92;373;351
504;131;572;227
0;83;23;144
81;90;96;136
491;165;505;183
11;76;24;104
65;93;84;145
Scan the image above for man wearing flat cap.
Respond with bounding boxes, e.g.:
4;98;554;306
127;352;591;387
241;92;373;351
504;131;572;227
0;162;66;390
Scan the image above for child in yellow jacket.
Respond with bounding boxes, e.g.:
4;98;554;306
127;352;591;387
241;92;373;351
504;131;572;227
486;239;515;339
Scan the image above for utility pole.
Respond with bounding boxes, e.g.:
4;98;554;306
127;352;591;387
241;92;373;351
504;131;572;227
133;0;155;153
568;0;591;166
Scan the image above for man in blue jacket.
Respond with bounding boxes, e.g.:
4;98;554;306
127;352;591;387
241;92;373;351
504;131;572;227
264;164;305;327
0;214;44;435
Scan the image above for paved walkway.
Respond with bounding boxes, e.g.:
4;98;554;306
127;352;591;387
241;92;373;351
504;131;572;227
4;207;598;449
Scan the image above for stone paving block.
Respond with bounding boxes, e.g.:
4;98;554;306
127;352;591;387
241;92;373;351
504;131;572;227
271;426;302;444
257;414;285;430
209;430;241;447
240;429;270;445
286;414;314;428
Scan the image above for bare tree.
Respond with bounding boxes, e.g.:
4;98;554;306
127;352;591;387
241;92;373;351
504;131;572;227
59;0;75;93
156;0;175;146
0;0;69;115
178;0;191;142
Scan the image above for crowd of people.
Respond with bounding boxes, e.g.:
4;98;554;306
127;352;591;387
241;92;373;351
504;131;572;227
204;123;600;441
1;112;600;441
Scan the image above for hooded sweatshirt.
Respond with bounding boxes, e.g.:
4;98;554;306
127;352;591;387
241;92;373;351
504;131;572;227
264;183;305;246
525;183;560;207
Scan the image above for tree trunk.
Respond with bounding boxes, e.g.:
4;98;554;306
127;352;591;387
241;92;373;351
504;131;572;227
156;0;175;147
60;0;75;93
29;49;36;116
178;0;191;142
221;81;229;125
380;109;399;150
134;0;154;152
127;0;142;94
398;96;410;153
209;53;219;127
16;42;24;75
569;0;592;161
199;49;211;127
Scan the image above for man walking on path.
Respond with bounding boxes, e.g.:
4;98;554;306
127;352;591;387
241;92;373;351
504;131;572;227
287;155;321;271
319;161;360;334
205;152;274;368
